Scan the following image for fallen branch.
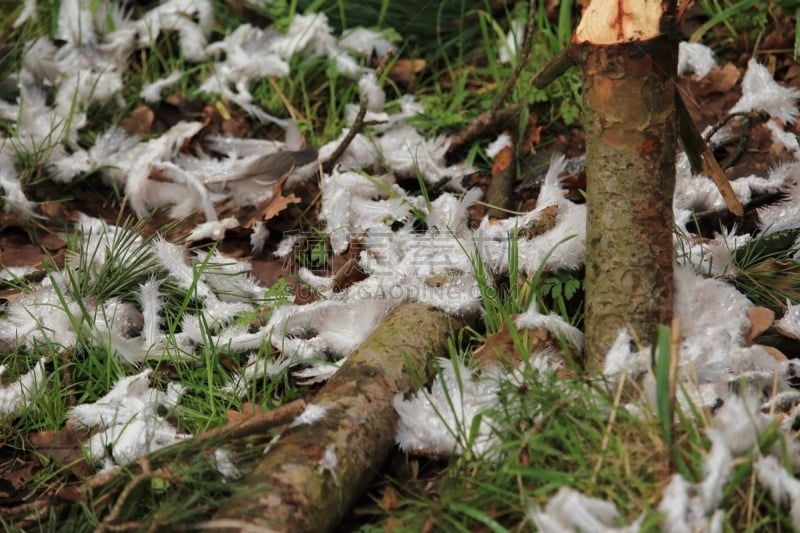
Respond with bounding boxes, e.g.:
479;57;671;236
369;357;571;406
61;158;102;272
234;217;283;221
207;302;461;532
447;104;525;156
193;398;306;445
485;139;517;218
530;46;579;90
38;399;310;530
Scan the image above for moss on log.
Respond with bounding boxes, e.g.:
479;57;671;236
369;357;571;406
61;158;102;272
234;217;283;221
208;302;459;532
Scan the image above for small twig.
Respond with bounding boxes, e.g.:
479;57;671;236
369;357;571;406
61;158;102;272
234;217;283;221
700;109;770;179
59;347;77;407
447;103;525;156
267;77;304;122
702;110;770;147
491;0;537;116
447;0;537;156
591;367;627;484
321;49;395;174
530;46;579;90
675;90;744;216
83;400;306;522
474;200;528;216
192;398;306;444
98;457;153;532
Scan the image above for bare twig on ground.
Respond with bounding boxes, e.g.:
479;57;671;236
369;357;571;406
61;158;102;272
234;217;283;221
447;0;537;155
530;46;579;90
676;91;744;216
321;50;395;174
193;398;306;444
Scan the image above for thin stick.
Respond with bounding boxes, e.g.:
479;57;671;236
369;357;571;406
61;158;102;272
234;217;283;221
675;90;744;216
591;368;628;484
97;457;153;532
448;104;526;156
322;50;394;174
192;398;306;445
530;46;578;89
491;0;537;116
447;0;537;155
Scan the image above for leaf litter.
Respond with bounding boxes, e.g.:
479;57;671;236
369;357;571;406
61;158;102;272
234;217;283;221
2;0;800;529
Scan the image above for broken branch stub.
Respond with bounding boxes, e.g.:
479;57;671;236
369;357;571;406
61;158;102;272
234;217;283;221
208;302;460;532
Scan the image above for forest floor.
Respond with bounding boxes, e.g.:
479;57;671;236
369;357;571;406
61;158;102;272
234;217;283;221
2;0;800;531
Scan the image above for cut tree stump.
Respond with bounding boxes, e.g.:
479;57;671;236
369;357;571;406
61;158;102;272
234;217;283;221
571;0;680;370
579;28;678;369
206;302;459;532
533;0;740;370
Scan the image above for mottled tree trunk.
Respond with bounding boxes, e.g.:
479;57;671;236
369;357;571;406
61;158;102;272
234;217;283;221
206;303;459;532
582;37;677;369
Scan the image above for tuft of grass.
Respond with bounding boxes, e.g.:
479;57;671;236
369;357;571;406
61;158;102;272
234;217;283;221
690;0;767;44
732;228;800;312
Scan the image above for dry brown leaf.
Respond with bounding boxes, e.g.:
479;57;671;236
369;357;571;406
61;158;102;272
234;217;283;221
379;485;400;511
389;58;426;86
2;458;36;489
250;258;293;287
745;307;775;345
698;63;741;95
473;321;548;368
520;113;542;153
0;232;65;268
120;105;154;135
29;425;93;478
757;344;788;362
242;174;301;229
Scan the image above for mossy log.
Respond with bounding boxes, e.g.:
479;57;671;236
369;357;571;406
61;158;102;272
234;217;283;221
207;302;459;532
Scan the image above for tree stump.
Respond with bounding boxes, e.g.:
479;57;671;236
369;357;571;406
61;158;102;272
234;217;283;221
577;1;678;369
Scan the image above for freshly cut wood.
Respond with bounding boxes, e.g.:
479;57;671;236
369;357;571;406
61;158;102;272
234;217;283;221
207;302;459;532
575;0;662;45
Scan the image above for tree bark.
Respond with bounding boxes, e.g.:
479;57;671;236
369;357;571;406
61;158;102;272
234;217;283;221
206;302;460;532
576;1;678;369
581;37;677;369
